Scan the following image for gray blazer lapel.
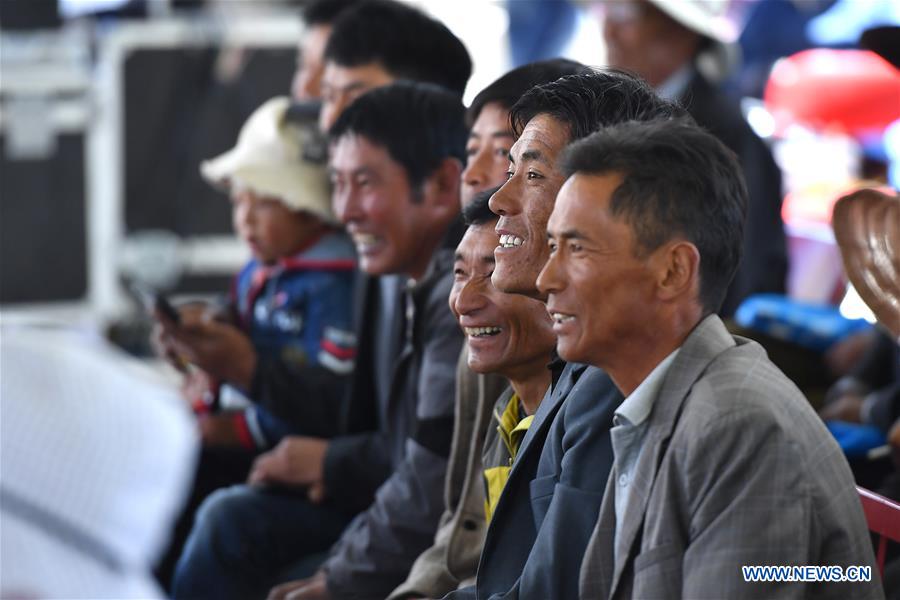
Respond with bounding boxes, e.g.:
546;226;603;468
580;468;617;600
607;315;736;598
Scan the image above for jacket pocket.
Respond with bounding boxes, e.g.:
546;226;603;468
529;474;557;529
632;542;682;599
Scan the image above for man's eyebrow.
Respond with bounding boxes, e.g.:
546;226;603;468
328;165;371;178
507;142;544;165
519;149;548;164
454;252;464;262
469;130;513;142
547;228;587;240
480;254;496;266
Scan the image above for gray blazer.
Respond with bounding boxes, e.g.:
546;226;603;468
579;315;883;600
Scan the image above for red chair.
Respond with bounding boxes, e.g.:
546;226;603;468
857;486;900;576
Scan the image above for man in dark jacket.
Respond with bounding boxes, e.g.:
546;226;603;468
598;0;787;316
172;82;467;600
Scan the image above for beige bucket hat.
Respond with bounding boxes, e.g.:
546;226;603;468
201;96;335;224
832;188;900;339
646;0;738;44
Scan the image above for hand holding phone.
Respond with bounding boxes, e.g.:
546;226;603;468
131;283;181;325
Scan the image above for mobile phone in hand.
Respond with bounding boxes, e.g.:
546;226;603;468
131;283;181;325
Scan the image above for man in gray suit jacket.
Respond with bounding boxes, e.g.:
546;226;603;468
538;119;881;599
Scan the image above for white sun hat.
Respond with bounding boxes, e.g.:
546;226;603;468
645;0;740;80
200;96;336;224
646;0;739;45
0;326;198;599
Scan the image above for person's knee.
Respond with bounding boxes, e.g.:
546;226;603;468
187;485;269;562
194;485;256;530
179;486;263;573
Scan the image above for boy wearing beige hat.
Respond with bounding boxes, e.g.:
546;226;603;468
171;95;356;450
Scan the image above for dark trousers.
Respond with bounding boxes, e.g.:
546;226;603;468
171;484;352;600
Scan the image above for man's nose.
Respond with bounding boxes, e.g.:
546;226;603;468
453;278;488;316
463;149;491;190
488;181;517;217
536;250;563;297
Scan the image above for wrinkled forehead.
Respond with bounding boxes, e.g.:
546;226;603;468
511;114;570;161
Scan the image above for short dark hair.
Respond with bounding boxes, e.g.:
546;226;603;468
301;0;357;26
510;68;686;142
462;185;501;226
562;119;747;314
324;0;472;96
329;81;467;192
465;59;588;129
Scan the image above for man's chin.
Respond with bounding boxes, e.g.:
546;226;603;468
491;267;540;298
359;255;393;277
555;342;586;366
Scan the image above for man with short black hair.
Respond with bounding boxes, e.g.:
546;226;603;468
537;119;879;599
174;82;467;600
318;0;472;130
291;0;358;100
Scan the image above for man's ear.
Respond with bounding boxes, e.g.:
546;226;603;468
656;240;700;302
422;157;463;212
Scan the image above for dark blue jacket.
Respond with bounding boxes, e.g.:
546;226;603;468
232;230;356;447
447;364;622;600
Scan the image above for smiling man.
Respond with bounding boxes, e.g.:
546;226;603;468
267;82;466;600
446;71;682;600
449;194;557;523
538;119;879;599
174;83;467;600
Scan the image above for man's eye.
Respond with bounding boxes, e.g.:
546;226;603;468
526;171;542;180
466;146;479;157
495;147;510;158
548;241;557;254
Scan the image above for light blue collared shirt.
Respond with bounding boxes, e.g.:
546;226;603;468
610;348;680;555
655;64;693;102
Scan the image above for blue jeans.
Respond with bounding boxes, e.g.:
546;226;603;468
172;484;352;600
